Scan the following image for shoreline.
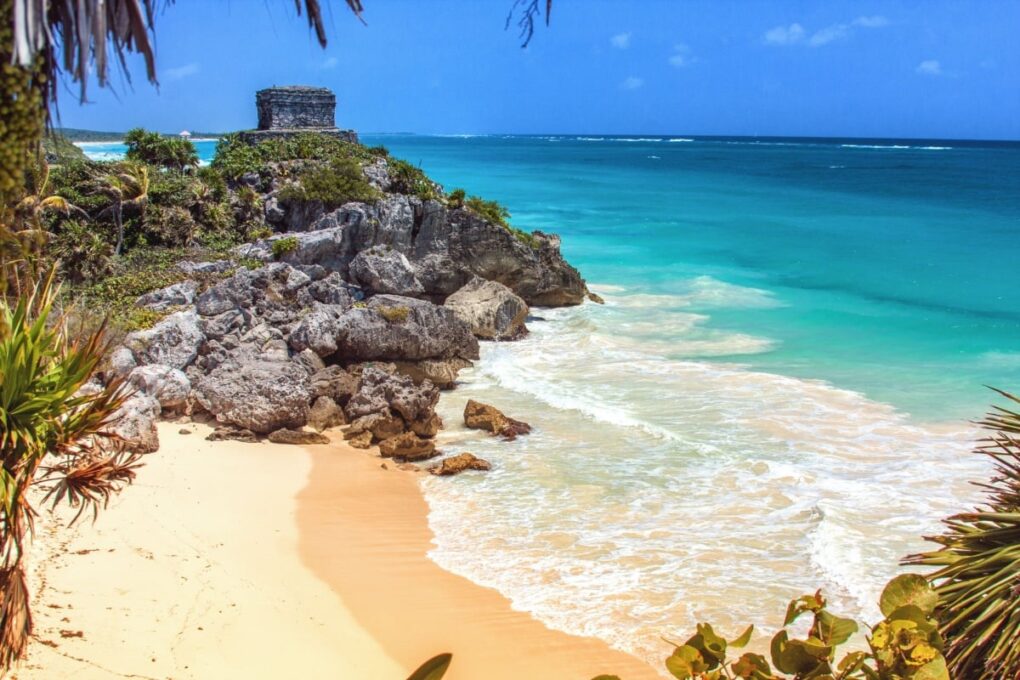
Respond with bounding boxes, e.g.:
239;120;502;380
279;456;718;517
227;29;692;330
18;422;660;679
297;436;661;680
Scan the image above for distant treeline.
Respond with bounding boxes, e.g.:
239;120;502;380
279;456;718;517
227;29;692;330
57;128;223;142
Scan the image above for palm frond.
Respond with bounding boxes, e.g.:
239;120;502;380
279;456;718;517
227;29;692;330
906;388;1020;679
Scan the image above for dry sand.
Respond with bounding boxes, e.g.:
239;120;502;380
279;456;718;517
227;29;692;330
16;422;660;679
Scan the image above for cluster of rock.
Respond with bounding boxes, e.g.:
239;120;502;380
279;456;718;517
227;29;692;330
101;144;588;474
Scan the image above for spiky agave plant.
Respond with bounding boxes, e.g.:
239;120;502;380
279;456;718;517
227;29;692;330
907;388;1020;679
0;266;141;668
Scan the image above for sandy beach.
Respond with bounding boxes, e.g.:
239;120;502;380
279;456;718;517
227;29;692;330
16;422;660;680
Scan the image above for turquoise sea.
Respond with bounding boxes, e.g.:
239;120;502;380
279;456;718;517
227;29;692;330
81;135;1020;665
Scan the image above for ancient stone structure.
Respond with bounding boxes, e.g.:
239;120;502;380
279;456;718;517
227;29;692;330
240;85;358;144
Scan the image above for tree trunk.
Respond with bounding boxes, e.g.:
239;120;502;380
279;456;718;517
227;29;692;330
114;202;124;255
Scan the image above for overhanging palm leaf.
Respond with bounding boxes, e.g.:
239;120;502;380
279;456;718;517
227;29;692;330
906;388;1020;679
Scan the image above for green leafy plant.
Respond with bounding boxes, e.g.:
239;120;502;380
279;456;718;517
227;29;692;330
652;575;947;680
142;204;197;248
0;267;141;668
907;388;1020;679
50;219;112;283
211;132;380;181
124;127;199;173
272;236;299;259
277;158;381;208
464;195;510;227
446;188;466;209
388;158;438;201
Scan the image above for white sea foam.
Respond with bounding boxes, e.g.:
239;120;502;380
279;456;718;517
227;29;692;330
668;138;694;143
422;295;988;665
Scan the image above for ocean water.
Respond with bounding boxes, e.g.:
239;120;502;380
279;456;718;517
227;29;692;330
81;135;1020;666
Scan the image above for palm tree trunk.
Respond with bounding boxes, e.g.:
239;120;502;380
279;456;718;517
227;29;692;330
114;202;124;255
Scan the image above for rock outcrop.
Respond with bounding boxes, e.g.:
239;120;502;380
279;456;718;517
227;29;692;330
464;399;532;441
101;132;589;450
430;453;492;476
445;276;529;340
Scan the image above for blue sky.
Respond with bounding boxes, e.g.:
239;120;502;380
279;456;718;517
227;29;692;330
61;0;1020;139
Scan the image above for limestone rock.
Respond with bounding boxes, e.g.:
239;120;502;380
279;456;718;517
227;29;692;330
177;260;233;276
308;396;346;432
409;413;443;438
123;310;205;370
135;280;198;312
126;364;191;412
445;276;529;340
429;453;492;476
378;432;437;461
108;393;160;453
194;360;313;434
346;411;405;442
344;367;440;436
463;399;533;440
391;358;471;390
310;365;360;405
206;426;259;443
348;245;424;296
267;428;330;445
345;430;373;449
587;291;606;304
107;346;137;379
336;295;479;362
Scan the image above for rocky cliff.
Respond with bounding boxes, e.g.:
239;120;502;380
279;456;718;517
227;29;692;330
101;136;591;457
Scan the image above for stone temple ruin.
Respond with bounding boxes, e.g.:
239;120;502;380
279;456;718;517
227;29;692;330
239;86;358;144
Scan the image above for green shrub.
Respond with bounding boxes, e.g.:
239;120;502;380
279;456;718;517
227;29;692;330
272;236;299;259
465;195;510;227
388;158;438;200
124;127;199;172
42;132;86;165
142;205;196;247
377;305;410;323
277;158;380;208
446;188;466;209
211;132;379;181
462;195;540;248
50;220;113;283
367;145;389;157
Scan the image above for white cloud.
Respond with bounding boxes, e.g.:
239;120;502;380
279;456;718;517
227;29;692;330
852;15;890;28
321;56;339;69
620;76;644;90
668;43;692;68
610;32;632;49
764;23;805;45
164;62;199;80
809;24;851;46
916;59;943;76
766;15;889;48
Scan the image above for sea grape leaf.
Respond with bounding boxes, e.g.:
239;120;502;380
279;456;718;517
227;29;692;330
815;610;858;646
732;652;771;678
730;625;754;649
406;653;452;680
784;592;825;626
665;645;708;679
912;656;950;680
879;574;938;617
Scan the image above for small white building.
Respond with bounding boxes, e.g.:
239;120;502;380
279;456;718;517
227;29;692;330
179;130;192;139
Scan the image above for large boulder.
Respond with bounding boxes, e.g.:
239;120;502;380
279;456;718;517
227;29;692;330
126;364;191;412
335;295;479;362
288;304;347;357
344;367;439;426
444;276;529;340
391;358;471;390
308;396;346;431
123;310;204;370
310;365;360;405
348;245;424;296
193;360;313;434
267;428;330;445
429;453;491;476
108;393;160;453
378;432;437;461
464;399;532;440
